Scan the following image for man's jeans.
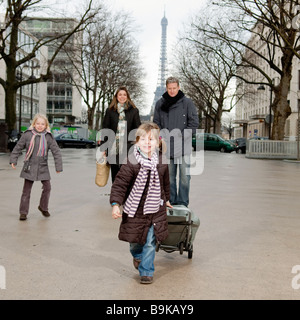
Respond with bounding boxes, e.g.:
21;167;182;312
168;155;191;207
130;225;156;277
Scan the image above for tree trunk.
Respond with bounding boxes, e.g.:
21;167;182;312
5;58;18;131
198;111;202;129
206;116;211;132
272;67;292;140
214;106;222;134
100;98;107;130
272;92;291;140
94;108;100;131
87;107;95;130
5;13;19;132
5;86;17;131
215;120;221;134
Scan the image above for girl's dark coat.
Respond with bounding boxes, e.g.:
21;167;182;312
110;152;170;245
10;130;63;181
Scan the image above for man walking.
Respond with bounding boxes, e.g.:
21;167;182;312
153;76;199;207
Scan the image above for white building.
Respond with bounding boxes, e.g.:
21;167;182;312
234;24;300;141
24;18;83;125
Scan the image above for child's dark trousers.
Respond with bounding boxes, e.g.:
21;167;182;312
19;179;51;216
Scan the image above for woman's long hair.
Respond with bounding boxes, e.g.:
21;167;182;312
109;86;137;110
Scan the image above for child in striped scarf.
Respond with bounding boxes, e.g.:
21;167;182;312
110;122;172;284
10;114;63;221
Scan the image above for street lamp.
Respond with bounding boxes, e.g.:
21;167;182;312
16;65;28;133
16;71;22;134
29;62;40;121
29;74;36;121
257;80;274;140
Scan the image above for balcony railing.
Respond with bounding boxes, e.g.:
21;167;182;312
47;95;72;101
47;109;72;114
249;114;267;120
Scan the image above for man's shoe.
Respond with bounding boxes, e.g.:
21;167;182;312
38;206;50;217
140;276;153;284
133;258;141;270
19;214;27;221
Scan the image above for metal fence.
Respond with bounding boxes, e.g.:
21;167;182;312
246;140;299;159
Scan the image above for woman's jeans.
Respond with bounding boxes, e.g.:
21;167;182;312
130;225;156;277
168;155;191;207
19;179;51;216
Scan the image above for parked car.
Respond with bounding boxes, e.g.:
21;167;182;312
55;133;96;149
226;139;237;151
192;133;235;153
6;130;20;152
234;137;247;154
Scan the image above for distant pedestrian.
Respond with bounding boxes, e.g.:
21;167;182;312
110;122;172;284
153;76;199;207
10;114;63;221
99;86;141;182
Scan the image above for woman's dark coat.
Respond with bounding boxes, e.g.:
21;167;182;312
100;104;141;162
110;152;170;245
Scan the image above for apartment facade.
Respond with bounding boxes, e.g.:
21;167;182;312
0;20;47;130
15;27;48;128
24;18;82;125
234;25;300;141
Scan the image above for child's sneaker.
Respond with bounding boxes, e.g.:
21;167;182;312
140;276;153;284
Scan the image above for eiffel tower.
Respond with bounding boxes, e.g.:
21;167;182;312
151;11;168;117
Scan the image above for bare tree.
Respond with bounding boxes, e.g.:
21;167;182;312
222;113;235;139
174;15;238;134
64;9;145;131
196;0;300;140
0;0;99;131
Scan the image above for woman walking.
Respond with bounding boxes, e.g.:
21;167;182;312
99;86;141;182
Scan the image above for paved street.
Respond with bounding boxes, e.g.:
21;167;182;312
0;148;300;300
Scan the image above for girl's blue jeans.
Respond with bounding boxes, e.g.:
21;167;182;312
130;225;156;277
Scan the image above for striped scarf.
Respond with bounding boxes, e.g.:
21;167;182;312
124;145;161;217
25;130;47;161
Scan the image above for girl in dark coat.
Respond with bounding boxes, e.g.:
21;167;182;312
99;86;141;182
10;114;63;221
110;122;172;284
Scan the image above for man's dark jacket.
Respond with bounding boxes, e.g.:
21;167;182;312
153;94;199;158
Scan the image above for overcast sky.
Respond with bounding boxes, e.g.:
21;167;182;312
104;0;207;114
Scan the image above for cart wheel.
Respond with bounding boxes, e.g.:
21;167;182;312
179;242;184;255
188;246;193;259
155;242;160;252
